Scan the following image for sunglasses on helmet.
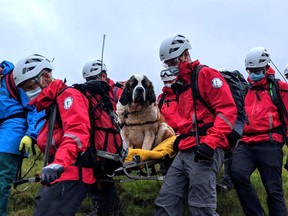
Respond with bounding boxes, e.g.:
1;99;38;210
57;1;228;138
246;68;265;75
160;69;175;78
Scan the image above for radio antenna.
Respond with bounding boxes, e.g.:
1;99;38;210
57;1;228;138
271;59;287;82
100;34;106;81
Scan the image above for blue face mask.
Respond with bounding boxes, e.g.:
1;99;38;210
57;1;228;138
250;71;265;82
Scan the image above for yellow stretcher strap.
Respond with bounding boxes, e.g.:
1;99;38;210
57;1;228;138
125;135;177;163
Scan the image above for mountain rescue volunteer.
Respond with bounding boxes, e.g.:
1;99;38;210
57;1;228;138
0;60;44;216
82;59;121;216
82;59;123;105
157;68;180;133
13;54;95;216
231;47;288;216
154;34;237;216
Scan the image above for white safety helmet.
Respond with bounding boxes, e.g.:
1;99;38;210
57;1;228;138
245;47;270;69
82;59;107;79
159;34;192;62
160;69;177;82
14;54;54;86
284;64;288;75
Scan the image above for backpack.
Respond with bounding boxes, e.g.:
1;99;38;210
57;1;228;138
5;72;20;101
51;80;124;176
190;65;249;147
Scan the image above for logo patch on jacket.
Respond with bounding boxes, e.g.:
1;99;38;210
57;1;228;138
63;97;73;110
212;78;223;88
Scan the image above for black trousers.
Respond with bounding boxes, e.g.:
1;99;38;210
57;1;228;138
90;180;120;216
231;142;287;216
34;180;88;216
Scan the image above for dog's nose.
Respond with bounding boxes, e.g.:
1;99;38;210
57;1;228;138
135;87;144;93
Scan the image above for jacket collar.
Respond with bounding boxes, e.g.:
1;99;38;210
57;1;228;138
28;79;67;112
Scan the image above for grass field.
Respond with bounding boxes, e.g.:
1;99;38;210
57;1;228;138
8;146;288;216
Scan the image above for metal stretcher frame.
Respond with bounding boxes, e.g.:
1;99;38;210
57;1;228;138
106;158;167;182
12;156;171;190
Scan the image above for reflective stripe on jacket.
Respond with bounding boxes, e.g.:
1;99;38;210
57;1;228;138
29;80;95;184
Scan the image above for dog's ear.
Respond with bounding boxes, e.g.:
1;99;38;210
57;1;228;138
147;81;156;105
119;86;132;106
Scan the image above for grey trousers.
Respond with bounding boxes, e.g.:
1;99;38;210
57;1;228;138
154;148;224;216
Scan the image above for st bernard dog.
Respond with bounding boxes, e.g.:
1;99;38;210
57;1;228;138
116;74;175;150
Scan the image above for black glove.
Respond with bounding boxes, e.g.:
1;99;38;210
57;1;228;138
194;143;214;163
41;164;64;184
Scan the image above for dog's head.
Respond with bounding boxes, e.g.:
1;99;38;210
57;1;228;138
119;74;156;106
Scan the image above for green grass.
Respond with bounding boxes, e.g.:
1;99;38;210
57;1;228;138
8;146;288;216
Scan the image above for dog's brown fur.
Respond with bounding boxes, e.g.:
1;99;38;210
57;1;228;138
117;74;175;150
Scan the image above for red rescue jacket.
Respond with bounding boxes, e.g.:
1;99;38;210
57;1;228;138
157;87;180;133
176;60;237;151
29;80;95;184
241;66;288;144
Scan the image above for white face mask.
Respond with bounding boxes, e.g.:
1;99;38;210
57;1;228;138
164;83;172;88
25;87;42;100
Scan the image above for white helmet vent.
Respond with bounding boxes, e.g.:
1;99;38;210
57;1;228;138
259;51;269;63
22;55;50;74
13;54;54;86
245;47;270;68
22;66;35;75
159;34;192;62
82;59;107;79
170;35;189;54
90;62;104;73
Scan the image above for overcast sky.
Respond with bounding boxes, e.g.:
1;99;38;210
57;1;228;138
1;0;287;95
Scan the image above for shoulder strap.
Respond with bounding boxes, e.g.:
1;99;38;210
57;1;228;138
190;65;208;146
158;93;167;110
113;86;119;102
267;75;288;142
190;65;214;114
267;76;288;118
43;100;58;167
268;75;280;106
5;72;20;101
